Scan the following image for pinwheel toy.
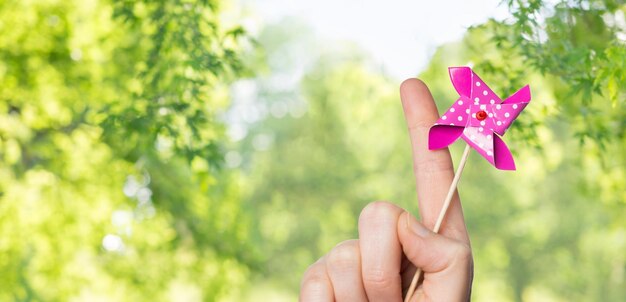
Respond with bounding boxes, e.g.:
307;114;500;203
404;66;531;302
429;66;531;170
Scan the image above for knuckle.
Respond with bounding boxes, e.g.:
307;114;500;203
301;260;325;286
362;268;396;290
326;240;359;270
452;242;473;265
300;276;329;298
421;238;473;273
300;261;328;293
413;153;454;176
407;118;435;132
359;201;397;224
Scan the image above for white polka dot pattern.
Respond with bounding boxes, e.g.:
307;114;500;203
432;67;531;168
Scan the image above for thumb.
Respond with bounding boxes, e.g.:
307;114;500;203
397;211;473;301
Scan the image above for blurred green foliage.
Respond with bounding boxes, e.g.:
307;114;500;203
1;0;625;301
0;0;253;300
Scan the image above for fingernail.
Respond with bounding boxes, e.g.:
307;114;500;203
405;212;431;237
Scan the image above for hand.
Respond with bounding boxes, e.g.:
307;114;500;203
299;79;474;302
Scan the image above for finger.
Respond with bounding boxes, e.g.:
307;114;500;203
358;201;404;302
398;212;473;302
300;257;334;302
325;240;368;302
399;78;469;243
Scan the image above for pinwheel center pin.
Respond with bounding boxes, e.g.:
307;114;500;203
476;110;487;121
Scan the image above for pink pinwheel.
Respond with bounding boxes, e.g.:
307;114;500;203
428;66;531;170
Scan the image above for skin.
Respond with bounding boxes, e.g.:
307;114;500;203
299;79;474;302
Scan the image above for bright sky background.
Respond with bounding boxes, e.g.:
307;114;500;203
237;0;510;79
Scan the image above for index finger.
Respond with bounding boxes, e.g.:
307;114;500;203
399;78;469;243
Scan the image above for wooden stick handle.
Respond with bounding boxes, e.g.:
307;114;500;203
404;144;471;302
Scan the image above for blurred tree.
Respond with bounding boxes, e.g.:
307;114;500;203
0;0;254;300
493;0;626;206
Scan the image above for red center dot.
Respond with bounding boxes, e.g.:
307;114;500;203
476;110;488;121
